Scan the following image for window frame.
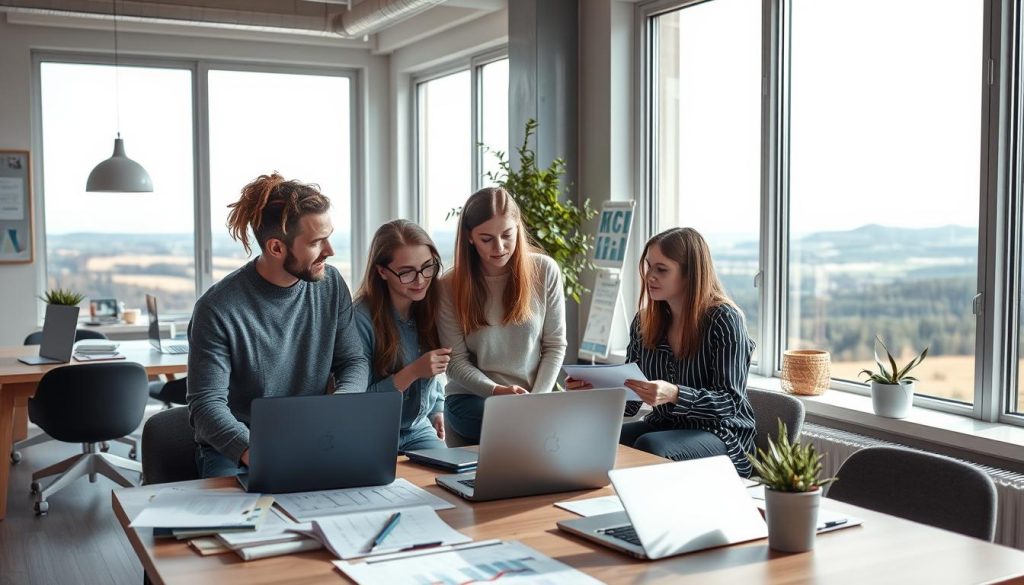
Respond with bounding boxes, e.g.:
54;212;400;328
32;52;360;314
636;0;1024;425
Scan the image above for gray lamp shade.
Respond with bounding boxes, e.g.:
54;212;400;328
85;137;153;192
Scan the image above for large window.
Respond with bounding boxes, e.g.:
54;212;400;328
41;62;196;314
787;0;983;405
416;55;509;267
38;57;355;317
651;0;762;362
208;70;352;284
642;0;1024;423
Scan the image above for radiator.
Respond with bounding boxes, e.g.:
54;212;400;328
801;422;1024;550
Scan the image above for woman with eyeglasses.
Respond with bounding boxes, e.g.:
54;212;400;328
438;187;567;443
353;220;449;451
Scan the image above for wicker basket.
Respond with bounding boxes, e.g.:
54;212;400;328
781;349;831;396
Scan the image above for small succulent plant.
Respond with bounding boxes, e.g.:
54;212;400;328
859;336;928;385
747;420;836;493
38;288;85;306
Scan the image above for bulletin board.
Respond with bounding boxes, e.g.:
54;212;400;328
0;150;33;264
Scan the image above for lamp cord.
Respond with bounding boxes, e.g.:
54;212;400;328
113;0;121;137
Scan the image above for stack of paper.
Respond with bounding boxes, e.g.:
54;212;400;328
305;505;471;560
274;478;454;522
73;339;123;361
130;489;272;537
215;508;322;561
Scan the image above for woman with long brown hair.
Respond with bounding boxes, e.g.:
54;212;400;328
438;187;567;442
567;228;757;476
353;220;449;451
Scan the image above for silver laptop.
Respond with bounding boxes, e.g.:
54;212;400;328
146;294;188;354
19;303;78;365
435;388;627;501
557;456;768;559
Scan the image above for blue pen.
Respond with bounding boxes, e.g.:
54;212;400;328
368;512;402;552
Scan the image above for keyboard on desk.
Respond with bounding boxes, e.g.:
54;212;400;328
164;344;188;354
601;524;642;546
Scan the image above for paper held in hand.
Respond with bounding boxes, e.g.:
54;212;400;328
561;363;647;401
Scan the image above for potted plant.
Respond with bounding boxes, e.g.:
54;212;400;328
38;288;85;329
859;336;928;419
451;119;598;302
747;420;835;553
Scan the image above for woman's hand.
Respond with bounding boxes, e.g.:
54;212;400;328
413;347;452;379
430;413;445;440
564;376;593;391
624;379;679;407
492;384;529;396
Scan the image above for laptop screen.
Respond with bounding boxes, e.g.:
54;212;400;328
145;294;161;350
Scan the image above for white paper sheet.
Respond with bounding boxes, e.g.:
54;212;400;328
0;178;24;221
554;495;624;517
130;489;261;529
217;508;311;549
275;478;454;522
334;540;604;585
561;363;647;401
308;505;471;559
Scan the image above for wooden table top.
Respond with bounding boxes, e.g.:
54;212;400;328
112;446;1024;585
0;340;188;384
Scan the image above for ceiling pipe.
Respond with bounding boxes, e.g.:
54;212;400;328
327;0;447;38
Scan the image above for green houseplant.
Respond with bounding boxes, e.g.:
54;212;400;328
37;288;85;343
747;420;836;552
452;119;598;303
859;336;928;419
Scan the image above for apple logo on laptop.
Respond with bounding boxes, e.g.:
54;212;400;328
544;433;560;453
318;433;335;452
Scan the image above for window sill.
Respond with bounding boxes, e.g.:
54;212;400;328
747;374;1024;466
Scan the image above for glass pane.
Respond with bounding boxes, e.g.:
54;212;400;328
788;0;983;404
418;70;472;268
480;58;509;187
653;0;762;362
208;70;352;285
41;62;196;315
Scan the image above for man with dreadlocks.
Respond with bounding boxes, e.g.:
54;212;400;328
186;172;369;478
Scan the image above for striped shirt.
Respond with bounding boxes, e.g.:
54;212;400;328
627;304;756;477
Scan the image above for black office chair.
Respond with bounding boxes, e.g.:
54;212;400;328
11;329;137;463
28;362;149;515
747;388;806;453
148;377;187;409
826;446;998;541
141;407;199;485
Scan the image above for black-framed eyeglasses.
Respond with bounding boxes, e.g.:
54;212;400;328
383;262;440;284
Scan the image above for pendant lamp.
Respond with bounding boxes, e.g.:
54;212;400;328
86;0;153;192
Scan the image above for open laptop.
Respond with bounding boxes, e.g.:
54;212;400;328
435;388;627;501
19;304;78;365
557;456;768;559
146;294;188;354
239;392;402;494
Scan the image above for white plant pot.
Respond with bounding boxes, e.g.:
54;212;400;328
764;487;821;553
870;380;915;419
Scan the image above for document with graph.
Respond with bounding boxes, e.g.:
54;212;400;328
274;478;454;521
334;540;603;585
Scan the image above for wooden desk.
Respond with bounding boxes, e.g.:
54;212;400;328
112;447;1024;585
0;340;187;520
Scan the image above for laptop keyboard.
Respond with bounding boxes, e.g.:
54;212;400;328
602;525;641;546
165;344;188;354
458;479;476;488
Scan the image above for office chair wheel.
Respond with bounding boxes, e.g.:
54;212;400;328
129;448;137;460
100;442;110;453
9;451;20;464
30;481;40;495
34;501;48;516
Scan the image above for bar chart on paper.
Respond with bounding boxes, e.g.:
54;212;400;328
335;540;603;585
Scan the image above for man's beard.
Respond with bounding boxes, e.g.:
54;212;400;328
284;248;326;282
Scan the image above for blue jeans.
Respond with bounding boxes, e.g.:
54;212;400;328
195;443;245;479
400;420;446;452
620;421;728;462
445;394;486;444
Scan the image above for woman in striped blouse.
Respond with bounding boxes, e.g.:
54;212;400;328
568;228;757;476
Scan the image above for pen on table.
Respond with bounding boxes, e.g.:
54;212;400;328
821;519;847;529
368;512;402;552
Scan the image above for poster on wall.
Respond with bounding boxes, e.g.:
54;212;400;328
579;269;622;360
0;151;32;264
593;200;635;270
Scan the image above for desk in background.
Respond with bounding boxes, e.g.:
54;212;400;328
0;340;187;520
113;446;1024;585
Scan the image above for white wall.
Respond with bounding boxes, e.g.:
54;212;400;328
0;14;389;345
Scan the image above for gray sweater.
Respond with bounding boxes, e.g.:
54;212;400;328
438;253;567;397
186;260;369;462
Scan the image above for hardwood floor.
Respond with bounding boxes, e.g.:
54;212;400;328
0;410;162;585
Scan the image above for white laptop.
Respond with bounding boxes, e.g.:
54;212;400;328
435;388;627;501
146;294;188;354
557;456;769;559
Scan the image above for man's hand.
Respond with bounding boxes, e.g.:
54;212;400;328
430;413;445;440
492;384;529;396
240;449;250;466
624;379;679;407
